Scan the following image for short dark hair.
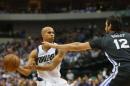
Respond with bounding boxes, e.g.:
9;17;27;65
106;16;123;32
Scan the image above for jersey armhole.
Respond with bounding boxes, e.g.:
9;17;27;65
35;47;39;65
55;49;58;55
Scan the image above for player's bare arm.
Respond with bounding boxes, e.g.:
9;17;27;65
43;41;92;51
26;49;66;71
17;49;37;76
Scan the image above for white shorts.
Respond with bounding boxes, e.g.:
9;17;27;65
36;80;52;86
36;78;69;86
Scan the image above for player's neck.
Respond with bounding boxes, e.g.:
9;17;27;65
42;41;53;52
42;45;50;52
42;40;54;52
43;39;54;43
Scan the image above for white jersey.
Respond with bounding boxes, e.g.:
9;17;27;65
36;45;61;81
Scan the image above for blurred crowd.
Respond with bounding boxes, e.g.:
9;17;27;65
0;72;37;86
0;68;109;86
66;68;109;86
0;0;130;13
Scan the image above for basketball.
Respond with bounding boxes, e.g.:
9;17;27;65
4;54;20;72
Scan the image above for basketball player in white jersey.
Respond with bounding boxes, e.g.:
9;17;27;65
17;26;69;86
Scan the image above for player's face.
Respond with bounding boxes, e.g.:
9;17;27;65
105;21;111;33
42;28;55;42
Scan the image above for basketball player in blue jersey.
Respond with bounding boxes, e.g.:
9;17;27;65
43;16;130;86
17;26;69;86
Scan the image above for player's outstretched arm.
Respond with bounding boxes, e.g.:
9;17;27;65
43;41;92;51
17;49;37;76
26;49;66;71
36;49;66;71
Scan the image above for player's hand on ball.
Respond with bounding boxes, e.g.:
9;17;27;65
4;54;20;72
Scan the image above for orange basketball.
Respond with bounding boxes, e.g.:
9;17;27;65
4;54;20;72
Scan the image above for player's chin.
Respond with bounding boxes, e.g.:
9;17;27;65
50;38;54;42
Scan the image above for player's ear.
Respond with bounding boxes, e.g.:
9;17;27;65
108;23;112;31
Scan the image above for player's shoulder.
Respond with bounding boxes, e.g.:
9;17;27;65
37;44;42;48
32;44;42;54
123;32;130;40
98;33;113;43
123;32;130;36
30;49;37;55
105;31;130;40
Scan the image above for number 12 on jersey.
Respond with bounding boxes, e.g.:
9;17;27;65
114;39;130;49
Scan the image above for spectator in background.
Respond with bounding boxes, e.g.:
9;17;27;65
28;0;42;13
66;69;75;84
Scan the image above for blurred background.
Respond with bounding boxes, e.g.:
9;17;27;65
0;0;130;86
